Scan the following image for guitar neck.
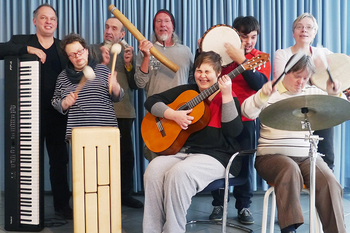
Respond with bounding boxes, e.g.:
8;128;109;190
182;65;245;109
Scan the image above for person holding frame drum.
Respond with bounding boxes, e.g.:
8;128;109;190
197;16;271;225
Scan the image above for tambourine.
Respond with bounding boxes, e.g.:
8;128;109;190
311;53;350;92
200;24;241;66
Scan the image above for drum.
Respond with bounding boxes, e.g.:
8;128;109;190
200;24;241;66
311;53;350;92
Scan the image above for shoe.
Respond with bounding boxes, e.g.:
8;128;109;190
238;208;254;224
209;206;223;221
55;205;73;219
121;196;144;208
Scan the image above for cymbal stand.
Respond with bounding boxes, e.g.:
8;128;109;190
301;112;322;233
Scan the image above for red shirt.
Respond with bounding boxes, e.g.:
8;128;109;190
221;48;271;121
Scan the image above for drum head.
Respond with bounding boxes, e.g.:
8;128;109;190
201;25;241;66
311;53;350;91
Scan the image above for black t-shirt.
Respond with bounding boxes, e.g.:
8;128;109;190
39;43;62;110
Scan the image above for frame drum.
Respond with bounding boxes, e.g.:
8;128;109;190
200;24;241;66
311;53;350;91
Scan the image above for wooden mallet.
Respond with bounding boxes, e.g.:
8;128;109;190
109;43;122;94
75;66;96;95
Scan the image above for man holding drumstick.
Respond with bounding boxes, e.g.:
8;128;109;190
89;17;143;208
241;54;346;233
203;16;271;225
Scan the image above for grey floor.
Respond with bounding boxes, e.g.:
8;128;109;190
0;191;349;233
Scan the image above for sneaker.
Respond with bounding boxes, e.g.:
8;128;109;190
238;208;254;224
209;206;223;221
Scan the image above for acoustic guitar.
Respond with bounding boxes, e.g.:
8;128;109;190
141;53;269;155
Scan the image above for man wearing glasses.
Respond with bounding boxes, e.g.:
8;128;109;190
0;4;72;219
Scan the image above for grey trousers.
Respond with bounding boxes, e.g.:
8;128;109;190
255;154;346;233
143;153;227;233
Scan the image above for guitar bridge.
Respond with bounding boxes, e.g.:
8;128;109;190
156;117;166;137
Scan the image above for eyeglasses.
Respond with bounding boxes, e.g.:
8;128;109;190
67;48;86;58
295;25;314;31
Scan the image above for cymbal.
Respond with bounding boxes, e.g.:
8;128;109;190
311;53;350;91
259;95;350;131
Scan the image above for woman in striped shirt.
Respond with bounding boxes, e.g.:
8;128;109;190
52;33;124;139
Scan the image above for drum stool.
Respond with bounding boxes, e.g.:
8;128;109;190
72;127;121;233
262;184;323;233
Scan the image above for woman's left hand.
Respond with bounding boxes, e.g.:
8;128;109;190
218;75;233;103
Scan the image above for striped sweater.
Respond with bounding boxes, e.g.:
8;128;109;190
52;64;124;139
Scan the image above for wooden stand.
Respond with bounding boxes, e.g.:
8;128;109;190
72;127;121;233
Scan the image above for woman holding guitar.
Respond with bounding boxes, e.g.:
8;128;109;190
142;51;243;233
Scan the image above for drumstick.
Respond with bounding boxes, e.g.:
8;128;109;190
272;50;305;88
272;73;285;88
316;44;334;84
108;4;179;73
326;68;334;83
75;66;96;95
109;43;122;94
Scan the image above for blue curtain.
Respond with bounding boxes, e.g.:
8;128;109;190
1;0;349;192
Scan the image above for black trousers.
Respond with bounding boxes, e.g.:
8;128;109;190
314;127;335;170
42;109;70;210
118;118;136;198
211;120;255;210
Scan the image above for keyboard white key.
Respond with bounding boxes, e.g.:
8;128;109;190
18;61;40;225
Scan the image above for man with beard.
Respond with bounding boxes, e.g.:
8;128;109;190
135;9;194;98
134;9;194;161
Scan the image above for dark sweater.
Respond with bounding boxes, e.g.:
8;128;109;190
0;34;68;111
145;84;243;176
